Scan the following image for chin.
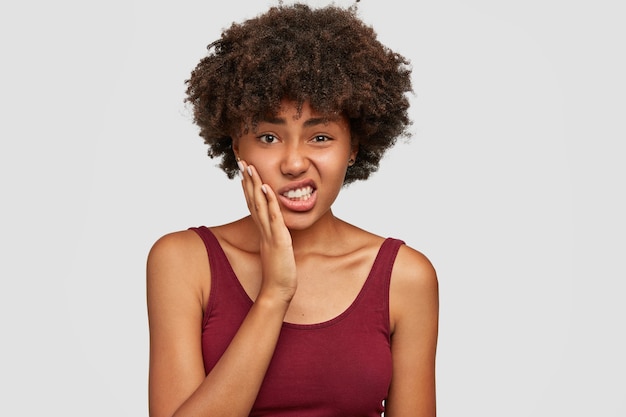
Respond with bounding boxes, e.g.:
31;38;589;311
284;220;313;232
282;213;317;232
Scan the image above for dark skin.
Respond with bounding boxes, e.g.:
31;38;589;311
147;101;438;417
184;3;413;184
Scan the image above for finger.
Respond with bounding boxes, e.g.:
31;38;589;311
260;183;278;221
243;163;273;236
260;184;290;243
238;160;254;214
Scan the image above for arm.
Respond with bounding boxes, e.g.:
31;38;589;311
385;246;439;417
147;163;296;417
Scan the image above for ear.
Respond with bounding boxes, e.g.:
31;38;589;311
350;141;359;161
232;137;240;158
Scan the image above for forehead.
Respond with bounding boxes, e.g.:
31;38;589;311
260;99;345;125
234;99;349;138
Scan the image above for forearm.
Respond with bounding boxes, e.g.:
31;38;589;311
170;295;289;417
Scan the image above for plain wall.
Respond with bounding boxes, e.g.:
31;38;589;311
1;0;624;415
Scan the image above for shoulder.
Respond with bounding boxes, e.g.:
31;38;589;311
147;229;206;269
392;243;438;289
386;242;438;417
146;229;210;302
389;243;439;332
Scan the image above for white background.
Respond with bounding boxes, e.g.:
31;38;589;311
1;0;624;415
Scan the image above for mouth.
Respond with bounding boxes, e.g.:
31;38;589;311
278;182;318;212
282;186;314;201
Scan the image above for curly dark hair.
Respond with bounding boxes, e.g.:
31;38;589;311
185;2;413;184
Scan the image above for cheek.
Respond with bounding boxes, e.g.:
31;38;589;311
320;148;351;168
247;155;279;182
316;155;350;183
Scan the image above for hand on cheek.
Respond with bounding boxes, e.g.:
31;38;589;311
238;160;297;302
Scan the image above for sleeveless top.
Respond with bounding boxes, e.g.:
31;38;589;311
190;226;405;416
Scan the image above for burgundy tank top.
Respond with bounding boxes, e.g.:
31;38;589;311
190;226;404;416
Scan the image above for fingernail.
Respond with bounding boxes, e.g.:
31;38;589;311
237;161;244;172
261;185;267;194
247;166;253;176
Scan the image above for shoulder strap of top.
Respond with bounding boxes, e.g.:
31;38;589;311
369;237;405;290
372;238;405;276
189;226;231;275
189;226;253;326
355;237;405;331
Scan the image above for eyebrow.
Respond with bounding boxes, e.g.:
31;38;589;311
261;116;331;128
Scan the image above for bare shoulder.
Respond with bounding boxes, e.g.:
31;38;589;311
146;229;210;306
146;229;212;417
147;229;207;274
389;244;439;333
392;244;438;291
386;243;439;413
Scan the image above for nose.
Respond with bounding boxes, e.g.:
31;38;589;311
280;143;310;177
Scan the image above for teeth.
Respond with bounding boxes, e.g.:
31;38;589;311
283;186;313;200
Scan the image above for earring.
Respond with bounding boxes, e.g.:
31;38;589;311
348;158;355;166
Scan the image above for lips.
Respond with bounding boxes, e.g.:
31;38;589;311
277;181;317;212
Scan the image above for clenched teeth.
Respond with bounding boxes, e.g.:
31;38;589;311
283;186;313;200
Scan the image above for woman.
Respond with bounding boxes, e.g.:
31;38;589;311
147;3;439;416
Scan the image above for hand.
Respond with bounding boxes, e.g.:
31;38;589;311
239;160;297;303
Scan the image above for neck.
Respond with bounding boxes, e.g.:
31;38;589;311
235;209;351;256
288;209;349;255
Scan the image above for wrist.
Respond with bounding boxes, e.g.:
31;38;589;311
254;290;293;313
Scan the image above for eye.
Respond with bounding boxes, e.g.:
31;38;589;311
258;134;278;144
311;135;331;143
